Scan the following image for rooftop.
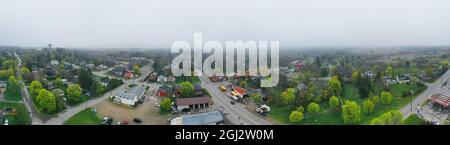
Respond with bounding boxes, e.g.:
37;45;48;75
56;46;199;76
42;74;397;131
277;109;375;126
233;86;247;95
430;89;450;107
117;92;137;100
127;86;146;96
176;96;211;106
171;110;224;125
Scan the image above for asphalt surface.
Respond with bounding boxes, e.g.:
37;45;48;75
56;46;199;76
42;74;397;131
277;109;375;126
199;76;272;125
399;70;450;119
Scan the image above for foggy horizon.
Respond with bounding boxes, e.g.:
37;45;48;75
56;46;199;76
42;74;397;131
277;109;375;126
1;0;449;49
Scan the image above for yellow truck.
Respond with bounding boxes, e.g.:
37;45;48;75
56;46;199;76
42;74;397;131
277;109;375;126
219;85;227;92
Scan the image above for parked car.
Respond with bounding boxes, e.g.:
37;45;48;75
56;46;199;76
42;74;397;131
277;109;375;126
102;117;113;125
4;119;8;125
133;118;142;123
181;108;190;112
230;101;235;105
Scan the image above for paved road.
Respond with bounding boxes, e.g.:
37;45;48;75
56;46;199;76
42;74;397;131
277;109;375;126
44;63;154;125
400;70;450;119
199;76;272;125
44;82;128;125
14;52;44;124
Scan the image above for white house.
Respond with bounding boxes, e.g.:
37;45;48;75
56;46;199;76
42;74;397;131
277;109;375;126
111;86;146;107
50;60;59;66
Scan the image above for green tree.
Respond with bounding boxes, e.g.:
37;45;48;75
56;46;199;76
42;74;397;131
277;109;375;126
329;96;340;111
289;110;304;122
179;81;194;98
307;102;320;114
352;70;360;84
91;80;104;95
132;65;141;76
380;91;393;105
2;60;16;70
6;76;20;95
30;80;43;97
369;110;403;125
251;93;262;103
79;68;93;90
440;60;449;70
371;95;380;105
328;76;342;96
67;84;83;102
281;88;296;105
35;89;57;113
239;80;248;88
54;77;63;88
362;100;375;114
20;67;30;77
296;106;305;112
160;97;172;111
385;66;393;77
342;101;361;124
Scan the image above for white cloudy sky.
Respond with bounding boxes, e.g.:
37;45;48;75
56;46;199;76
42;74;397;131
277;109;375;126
0;0;449;48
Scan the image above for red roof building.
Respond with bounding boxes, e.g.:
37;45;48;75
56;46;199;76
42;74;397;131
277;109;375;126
124;70;133;79
430;93;450;107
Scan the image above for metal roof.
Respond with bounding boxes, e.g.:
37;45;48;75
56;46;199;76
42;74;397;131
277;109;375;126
178;110;224;125
176;96;211;106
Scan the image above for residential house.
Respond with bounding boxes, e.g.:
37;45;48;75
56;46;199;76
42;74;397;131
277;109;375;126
170;110;224;125
50;60;59;66
100;77;109;88
176;96;212;111
98;64;108;70
85;63;95;70
51;89;65;98
362;71;375;77
0;81;6;94
124;70;134;79
297;82;307;91
396;74;411;84
111;66;125;77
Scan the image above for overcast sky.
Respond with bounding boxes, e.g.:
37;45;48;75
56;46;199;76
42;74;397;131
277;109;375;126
0;0;449;49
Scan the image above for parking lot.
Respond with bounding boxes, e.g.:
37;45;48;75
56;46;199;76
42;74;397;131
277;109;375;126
93;84;171;125
419;102;449;125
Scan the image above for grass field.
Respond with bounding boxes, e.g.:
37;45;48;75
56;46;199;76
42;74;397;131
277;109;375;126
269;103;344;125
269;82;425;125
0;102;31;125
401;114;425;125
64;108;102;125
5;86;21;101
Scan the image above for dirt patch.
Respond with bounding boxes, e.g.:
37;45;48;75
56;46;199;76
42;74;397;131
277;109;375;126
93;92;171;125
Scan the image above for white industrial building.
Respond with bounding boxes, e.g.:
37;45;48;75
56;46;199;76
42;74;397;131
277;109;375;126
111;86;146;107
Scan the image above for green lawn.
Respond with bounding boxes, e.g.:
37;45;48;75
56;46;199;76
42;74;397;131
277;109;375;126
4;86;21;101
269;103;344;125
63;108;102;125
269;82;426;125
0;102;31;125
401;114;425;125
342;84;360;100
